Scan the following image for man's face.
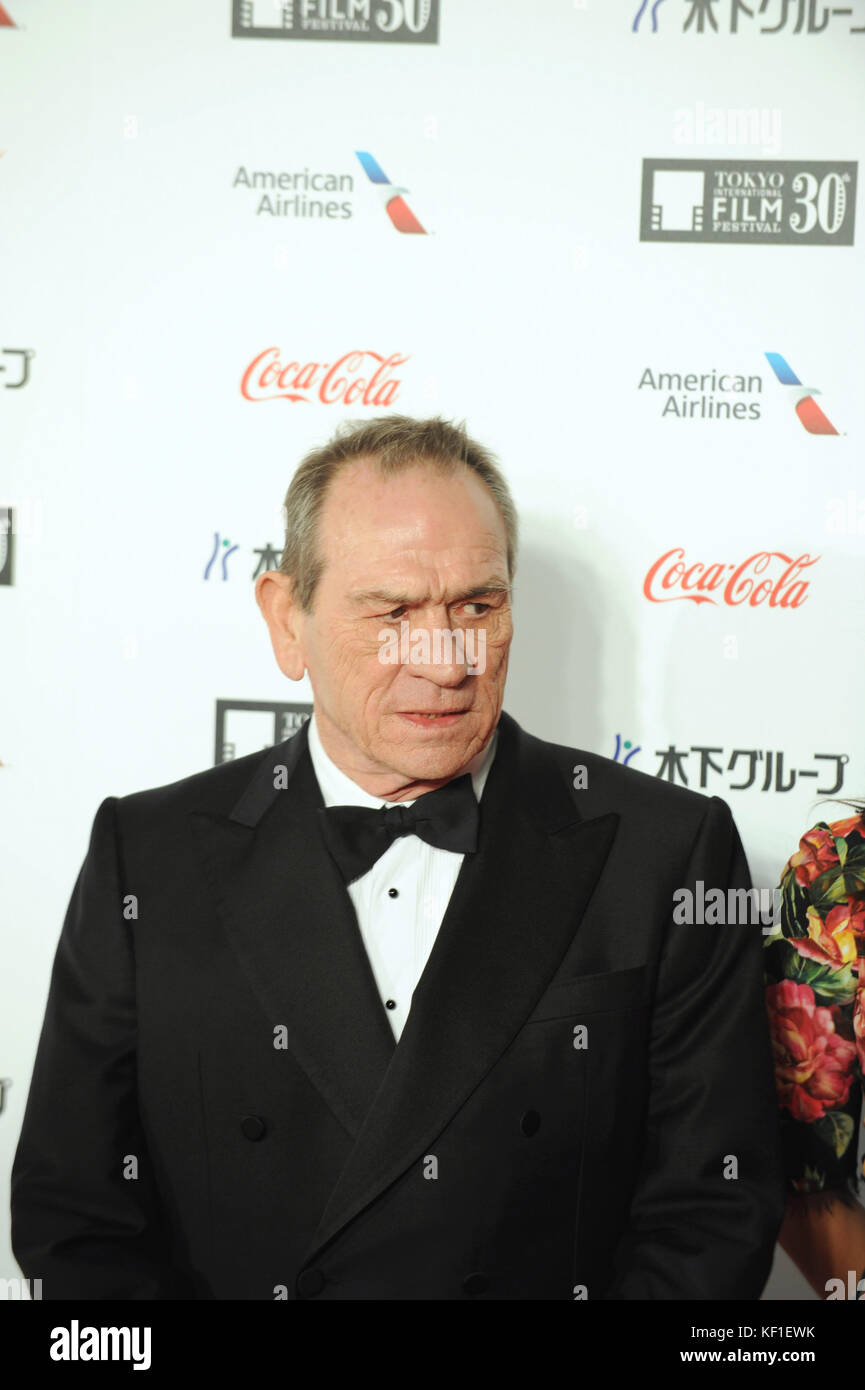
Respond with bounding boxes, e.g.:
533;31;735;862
277;456;513;795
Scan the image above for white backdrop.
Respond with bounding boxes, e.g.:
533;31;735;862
2;0;864;1300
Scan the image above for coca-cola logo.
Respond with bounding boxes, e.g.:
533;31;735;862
241;348;409;405
643;548;820;607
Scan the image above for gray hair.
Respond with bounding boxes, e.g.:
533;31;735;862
279;414;518;612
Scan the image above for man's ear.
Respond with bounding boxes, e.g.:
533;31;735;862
255;570;307;681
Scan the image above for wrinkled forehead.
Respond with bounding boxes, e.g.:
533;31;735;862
317;457;509;576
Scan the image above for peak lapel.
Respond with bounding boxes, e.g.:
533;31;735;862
189;724;395;1140
307;712;619;1260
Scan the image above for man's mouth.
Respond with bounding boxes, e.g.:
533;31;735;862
398;711;469;727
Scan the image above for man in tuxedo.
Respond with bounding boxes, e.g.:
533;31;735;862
12;414;784;1299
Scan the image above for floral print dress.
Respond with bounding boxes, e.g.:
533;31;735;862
764;812;865;1208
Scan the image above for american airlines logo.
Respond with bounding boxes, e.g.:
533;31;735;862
765;352;840;435
355;151;427;233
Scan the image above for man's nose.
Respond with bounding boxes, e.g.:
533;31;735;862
414;656;469;687
407;611;472;686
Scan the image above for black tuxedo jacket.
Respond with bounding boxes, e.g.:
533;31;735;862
11;710;785;1300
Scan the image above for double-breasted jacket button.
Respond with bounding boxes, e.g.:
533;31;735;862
462;1272;489;1296
297;1268;327;1298
240;1115;267;1142
520;1109;541;1137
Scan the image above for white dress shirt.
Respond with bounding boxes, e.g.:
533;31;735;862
307;713;498;1041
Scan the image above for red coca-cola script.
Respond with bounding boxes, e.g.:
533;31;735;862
241;348;409;405
643;549;820;607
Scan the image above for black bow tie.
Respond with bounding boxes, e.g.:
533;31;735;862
318;774;479;885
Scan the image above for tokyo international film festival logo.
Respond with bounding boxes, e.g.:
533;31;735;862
232;1;439;43
640;158;856;245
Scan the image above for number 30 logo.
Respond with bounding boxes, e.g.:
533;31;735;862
790;171;848;235
375;0;433;33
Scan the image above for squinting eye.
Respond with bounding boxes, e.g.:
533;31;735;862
463;603;491;617
383;606;407;620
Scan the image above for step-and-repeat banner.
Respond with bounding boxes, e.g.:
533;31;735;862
1;0;863;1300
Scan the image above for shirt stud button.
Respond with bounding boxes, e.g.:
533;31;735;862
385;999;397;1010
388;887;399;898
